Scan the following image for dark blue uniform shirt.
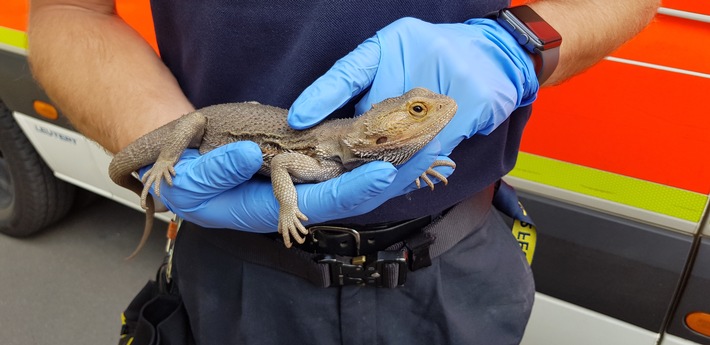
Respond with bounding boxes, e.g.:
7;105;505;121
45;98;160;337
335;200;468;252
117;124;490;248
149;0;531;224
139;5;535;344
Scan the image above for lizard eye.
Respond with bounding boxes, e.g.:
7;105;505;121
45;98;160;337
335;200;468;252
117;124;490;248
409;102;428;118
376;137;388;144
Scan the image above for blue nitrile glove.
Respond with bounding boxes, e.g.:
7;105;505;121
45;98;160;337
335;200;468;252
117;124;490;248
289;17;539;157
140;140;453;232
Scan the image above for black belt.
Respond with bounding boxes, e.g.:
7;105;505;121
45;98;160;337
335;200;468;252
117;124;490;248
190;184;495;288
294;213;443;257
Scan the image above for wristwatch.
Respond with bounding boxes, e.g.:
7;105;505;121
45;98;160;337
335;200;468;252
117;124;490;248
487;5;562;85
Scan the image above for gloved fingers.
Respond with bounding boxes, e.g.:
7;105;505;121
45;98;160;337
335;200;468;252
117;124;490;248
287;36;381;129
139;141;263;211
174;160;399;232
183;178;280;231
153;142;450;232
153;177;264;230
295;161;398;224
463;18;539;105
176;141;263;191
345;140;448;215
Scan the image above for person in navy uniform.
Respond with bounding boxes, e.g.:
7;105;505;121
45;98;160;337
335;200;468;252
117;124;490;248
29;0;659;343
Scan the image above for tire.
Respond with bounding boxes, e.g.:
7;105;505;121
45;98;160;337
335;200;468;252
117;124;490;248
0;102;76;237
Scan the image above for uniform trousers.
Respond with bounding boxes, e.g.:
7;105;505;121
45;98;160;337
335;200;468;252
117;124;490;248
169;197;535;345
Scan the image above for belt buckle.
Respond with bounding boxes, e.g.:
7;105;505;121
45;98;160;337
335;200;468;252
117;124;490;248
317;250;408;288
309;225;362;256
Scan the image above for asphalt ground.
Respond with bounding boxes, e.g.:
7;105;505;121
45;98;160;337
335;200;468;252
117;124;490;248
0;193;166;345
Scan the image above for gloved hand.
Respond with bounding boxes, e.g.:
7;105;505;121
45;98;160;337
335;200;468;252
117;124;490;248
140;140;453;232
289;17;539;156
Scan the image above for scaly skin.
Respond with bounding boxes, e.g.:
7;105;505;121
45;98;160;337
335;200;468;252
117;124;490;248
109;87;457;258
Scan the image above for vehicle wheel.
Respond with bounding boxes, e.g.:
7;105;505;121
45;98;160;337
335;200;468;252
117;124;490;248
0;102;76;237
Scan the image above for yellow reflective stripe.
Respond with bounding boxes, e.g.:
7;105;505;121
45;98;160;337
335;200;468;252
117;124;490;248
0;26;27;50
512;219;536;265
120;312;134;344
509;152;708;222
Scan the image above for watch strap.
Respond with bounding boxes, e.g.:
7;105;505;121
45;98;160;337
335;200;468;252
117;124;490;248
487;6;562;85
533;44;560;86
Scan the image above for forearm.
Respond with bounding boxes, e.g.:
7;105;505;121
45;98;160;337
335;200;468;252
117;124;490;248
527;0;660;85
28;1;194;153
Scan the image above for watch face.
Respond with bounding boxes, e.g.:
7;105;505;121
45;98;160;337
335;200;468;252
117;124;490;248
506;6;562;50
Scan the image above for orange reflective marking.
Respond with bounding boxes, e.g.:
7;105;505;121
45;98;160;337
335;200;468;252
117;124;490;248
0;0;28;31
662;0;710;16
0;0;157;53
686;312;710;337
116;0;158;53
613;15;710;75
521;60;710;195
33;100;58;120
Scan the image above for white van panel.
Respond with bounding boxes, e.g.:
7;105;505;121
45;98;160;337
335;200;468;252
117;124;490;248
521;293;659;345
13;112;173;223
661;334;704;345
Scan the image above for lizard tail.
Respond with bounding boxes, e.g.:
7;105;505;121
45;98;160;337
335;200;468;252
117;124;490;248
125;196;155;260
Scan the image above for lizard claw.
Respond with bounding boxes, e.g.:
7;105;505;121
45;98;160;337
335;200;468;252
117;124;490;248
414;160;456;191
278;207;309;248
139;161;177;206
418;172;436;190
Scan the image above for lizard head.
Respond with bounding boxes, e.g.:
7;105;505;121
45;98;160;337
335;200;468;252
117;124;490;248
342;87;457;165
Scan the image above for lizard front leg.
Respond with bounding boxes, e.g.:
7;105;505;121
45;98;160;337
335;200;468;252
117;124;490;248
140;111;207;207
269;153;344;248
415;159;457;190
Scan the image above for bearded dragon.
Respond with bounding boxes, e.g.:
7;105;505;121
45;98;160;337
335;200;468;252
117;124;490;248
109;87;457;258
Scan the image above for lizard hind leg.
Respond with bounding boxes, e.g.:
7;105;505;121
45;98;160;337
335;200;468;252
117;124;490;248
140;160;177;207
138;110;207;209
